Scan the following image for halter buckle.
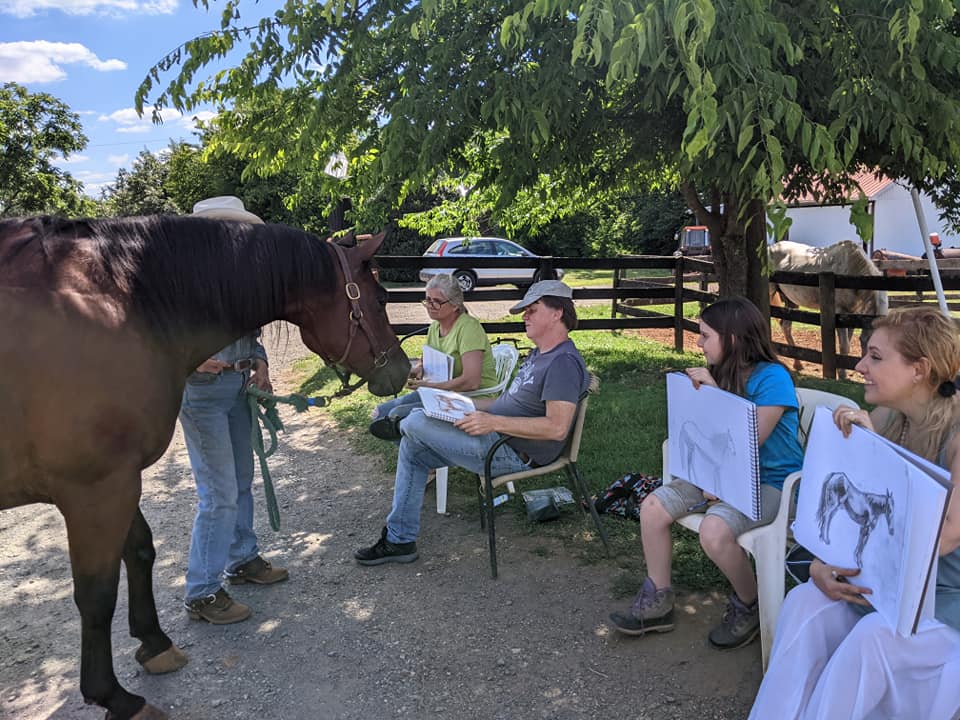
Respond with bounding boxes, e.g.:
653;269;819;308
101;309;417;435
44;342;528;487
345;282;361;301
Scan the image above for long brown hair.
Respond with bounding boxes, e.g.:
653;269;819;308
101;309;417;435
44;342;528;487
871;307;960;461
700;297;788;396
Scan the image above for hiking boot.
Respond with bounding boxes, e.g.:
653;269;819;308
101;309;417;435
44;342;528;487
369;415;402;441
609;576;675;636
226;555;289;585
708;593;760;649
184;588;251;625
354;527;419;566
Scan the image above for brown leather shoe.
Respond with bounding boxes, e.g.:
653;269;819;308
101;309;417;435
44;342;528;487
226;555;289;585
184;588;251;624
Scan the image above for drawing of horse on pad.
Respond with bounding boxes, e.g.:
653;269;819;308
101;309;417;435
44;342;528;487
679;420;736;488
0;215;410;719
768;240;888;379
817;471;895;567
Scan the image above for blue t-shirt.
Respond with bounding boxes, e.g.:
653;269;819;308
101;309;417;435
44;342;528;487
489;339;588;466
745;362;803;490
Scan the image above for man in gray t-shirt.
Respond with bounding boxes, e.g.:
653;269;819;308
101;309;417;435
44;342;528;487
355;280;589;566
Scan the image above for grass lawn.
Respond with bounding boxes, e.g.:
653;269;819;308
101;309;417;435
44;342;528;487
292;306;866;597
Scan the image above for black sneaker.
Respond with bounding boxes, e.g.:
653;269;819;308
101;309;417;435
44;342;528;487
369;416;402;442
609;576;676;636
354;528;419;566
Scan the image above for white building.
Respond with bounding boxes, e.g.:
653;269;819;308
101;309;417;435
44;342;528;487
778;171;959;255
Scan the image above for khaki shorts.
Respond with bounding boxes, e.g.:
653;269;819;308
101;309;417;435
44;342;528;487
651;478;781;538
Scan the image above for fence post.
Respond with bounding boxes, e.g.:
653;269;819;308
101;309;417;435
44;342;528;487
612;266;620;320
538;258;557;281
819;272;837;379
674;255;685;352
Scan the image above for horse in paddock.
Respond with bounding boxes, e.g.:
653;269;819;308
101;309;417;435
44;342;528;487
768;240;888;379
817;471;895;567
0;216;410;719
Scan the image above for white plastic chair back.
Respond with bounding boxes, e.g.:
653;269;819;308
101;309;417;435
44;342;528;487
463;343;520;398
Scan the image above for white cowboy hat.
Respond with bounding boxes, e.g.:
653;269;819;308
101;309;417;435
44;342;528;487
191;196;264;224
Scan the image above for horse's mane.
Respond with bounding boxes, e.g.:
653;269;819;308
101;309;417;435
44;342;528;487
26;215;336;335
823;240;882;277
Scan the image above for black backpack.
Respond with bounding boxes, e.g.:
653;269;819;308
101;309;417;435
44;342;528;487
592;472;663;521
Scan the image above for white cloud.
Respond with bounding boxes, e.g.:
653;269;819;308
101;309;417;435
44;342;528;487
181;110;217;130
99;106;182;134
0;0;176;18
107;154;129;166
0;41;125;83
58;154;89;164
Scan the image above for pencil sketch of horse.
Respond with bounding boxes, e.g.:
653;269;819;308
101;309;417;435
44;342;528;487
769;240;889;379
817;471;895;566
679;421;736;488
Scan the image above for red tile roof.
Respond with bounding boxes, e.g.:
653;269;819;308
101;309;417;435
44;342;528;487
786;169;896;206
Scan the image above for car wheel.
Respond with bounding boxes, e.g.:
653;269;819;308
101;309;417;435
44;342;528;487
531;270;542;284
454;270;476;292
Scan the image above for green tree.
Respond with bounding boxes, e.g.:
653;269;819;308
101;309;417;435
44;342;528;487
0;82;93;217
102;148;180;216
138;2;960;303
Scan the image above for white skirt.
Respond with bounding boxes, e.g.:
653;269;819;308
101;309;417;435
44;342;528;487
749;580;960;720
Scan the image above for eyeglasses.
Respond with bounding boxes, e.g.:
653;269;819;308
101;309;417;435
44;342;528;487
421;298;450;309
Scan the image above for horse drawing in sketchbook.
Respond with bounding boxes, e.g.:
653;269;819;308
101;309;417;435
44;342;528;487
769;240;888;379
679;420;736;488
817;471;895;566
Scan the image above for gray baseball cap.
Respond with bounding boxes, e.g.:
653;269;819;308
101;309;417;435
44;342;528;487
509;280;574;313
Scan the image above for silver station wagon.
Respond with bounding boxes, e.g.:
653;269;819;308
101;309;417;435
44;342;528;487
419;237;564;292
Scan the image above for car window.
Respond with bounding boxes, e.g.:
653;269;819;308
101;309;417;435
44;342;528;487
495;241;527;257
445;242;470;255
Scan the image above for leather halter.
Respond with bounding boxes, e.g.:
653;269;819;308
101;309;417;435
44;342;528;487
322;240;393;374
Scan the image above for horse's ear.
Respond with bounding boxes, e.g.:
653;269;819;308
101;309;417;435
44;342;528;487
354;231;385;261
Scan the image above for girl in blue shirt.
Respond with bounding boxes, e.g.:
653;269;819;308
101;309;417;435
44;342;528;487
610;297;803;649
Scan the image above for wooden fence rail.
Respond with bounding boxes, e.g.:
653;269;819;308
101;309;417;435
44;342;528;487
375;253;960;380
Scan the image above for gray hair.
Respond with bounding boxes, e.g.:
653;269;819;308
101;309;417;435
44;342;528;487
426;274;467;314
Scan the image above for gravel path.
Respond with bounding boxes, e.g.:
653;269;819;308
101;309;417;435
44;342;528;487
0;313;762;720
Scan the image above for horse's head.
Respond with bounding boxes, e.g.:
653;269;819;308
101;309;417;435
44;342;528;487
294;232;409;396
884;488;895;534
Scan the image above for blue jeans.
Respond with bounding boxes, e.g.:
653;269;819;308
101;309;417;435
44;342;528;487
180;372;260;600
374;391;422;421
386;409;530;543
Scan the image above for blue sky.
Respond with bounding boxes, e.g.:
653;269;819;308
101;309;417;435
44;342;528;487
0;0;279;197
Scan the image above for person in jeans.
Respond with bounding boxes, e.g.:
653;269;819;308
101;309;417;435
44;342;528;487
180;197;288;625
368;273;498;441
750;307;960;720
609;297;803;649
355;280;588;565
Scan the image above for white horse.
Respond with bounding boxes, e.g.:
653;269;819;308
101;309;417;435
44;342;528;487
769;240;888;379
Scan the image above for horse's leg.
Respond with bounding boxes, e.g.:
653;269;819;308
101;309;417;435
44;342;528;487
124;507;188;675
837;328;851;381
60;479;164;720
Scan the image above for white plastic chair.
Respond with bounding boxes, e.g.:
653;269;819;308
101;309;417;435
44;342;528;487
435;343;521;513
661;386;859;671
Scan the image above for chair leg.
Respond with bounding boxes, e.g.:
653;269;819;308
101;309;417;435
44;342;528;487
476;475;485;530
751;540;787;673
567;463;611;557
435;466;449;514
484;472;498;578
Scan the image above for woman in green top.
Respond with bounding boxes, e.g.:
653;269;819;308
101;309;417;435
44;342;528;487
369;274;497;441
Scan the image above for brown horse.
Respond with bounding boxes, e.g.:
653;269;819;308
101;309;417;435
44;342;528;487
0;215;410;719
769;240;888;379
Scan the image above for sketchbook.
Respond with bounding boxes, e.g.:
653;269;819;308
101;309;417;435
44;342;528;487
417;386;476;423
666;372;762;521
792;407;953;636
421;346;454;383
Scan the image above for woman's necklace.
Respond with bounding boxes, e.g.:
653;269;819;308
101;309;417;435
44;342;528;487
899;418;910;446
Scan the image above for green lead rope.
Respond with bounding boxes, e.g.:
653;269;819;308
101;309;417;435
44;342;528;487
246;385;327;530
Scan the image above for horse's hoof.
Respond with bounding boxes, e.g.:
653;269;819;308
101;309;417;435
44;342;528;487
137;644;188;674
105;704;168;720
131;704;168;720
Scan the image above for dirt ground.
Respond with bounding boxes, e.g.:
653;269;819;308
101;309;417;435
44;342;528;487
0;301;772;720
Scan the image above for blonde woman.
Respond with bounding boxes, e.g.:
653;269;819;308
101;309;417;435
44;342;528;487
369;274;497;441
751;306;960;720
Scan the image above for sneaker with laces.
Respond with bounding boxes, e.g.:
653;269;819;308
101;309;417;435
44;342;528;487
708;592;760;649
226;555;289;585
609;576;675;636
184;588;251;624
354;527;419;566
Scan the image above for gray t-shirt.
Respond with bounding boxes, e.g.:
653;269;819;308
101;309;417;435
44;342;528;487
489;339;589;466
